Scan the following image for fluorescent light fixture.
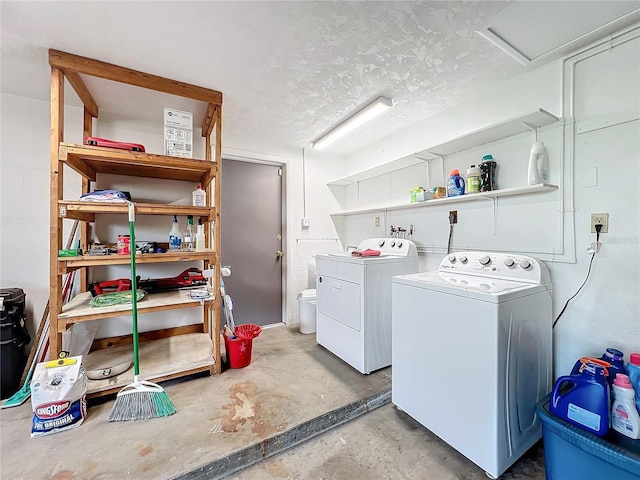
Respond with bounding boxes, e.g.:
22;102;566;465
312;96;393;150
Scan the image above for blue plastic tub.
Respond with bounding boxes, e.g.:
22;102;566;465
536;396;640;479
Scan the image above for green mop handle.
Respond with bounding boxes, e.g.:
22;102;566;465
128;202;140;377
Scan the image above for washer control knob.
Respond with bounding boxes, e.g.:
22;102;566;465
390;241;396;247
448;254;456;263
458;255;468;264
504;258;515;268
378;239;385;247
520;259;532;270
397;241;403;248
479;255;491;266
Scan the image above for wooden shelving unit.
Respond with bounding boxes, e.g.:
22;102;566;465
48;50;223;396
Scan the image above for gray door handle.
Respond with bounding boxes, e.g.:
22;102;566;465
276;250;284;258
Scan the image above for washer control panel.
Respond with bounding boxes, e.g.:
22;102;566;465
438;251;550;284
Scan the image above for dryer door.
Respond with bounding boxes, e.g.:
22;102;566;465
316;275;361;331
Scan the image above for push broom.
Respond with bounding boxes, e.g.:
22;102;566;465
108;202;176;421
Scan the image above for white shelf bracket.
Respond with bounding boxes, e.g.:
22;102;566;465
521;121;539;142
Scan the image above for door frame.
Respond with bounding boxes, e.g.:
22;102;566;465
221;150;288;326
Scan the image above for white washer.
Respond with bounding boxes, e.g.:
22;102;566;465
315;238;418;374
392;251;552;479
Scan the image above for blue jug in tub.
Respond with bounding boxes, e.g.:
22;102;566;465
550;360;610;437
570;348;625;387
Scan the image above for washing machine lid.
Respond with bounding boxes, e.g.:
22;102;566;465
392;271;549;303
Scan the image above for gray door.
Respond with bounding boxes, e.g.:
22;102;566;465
221;159;283;327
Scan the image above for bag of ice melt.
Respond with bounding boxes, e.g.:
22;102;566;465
30;355;87;438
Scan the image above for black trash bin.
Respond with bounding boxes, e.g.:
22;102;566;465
1;288;30;399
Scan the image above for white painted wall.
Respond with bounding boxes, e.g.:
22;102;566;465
327;28;640;378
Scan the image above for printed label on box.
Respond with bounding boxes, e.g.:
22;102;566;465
164;108;193;158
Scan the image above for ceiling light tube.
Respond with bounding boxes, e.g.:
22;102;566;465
312;96;393;150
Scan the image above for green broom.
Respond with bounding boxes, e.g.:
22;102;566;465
108;202;176;421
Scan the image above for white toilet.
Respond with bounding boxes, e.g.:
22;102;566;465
297;289;317;334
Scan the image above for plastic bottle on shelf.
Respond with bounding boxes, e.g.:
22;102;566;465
169;215;181;250
447;169;465;197
466;165;481;193
611;373;640;439
626;352;640;413
527;141;549;185
196;218;205;252
183;215;195;251
192;185;206;207
480;155;497;192
600;348;626;388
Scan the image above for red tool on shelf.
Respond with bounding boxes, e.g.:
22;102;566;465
89;268;206;297
85;136;146;152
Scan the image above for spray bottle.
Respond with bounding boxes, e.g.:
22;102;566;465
169;215;181;250
183;215;195;251
196;218;205;252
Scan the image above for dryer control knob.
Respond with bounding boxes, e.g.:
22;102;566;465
390;241;396;247
520;259;532;269
479;255;491;266
504;258;515;267
397;241;403;248
458;255;468;264
448;254;456;263
378;239;385;247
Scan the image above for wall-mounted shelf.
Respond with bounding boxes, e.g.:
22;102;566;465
328;109;559;186
331;183;558;216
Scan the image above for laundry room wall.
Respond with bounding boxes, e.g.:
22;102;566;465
329;26;640;378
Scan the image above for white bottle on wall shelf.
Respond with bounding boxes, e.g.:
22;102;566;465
527;141;549;185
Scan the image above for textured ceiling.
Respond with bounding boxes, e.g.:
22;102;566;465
0;1;624;156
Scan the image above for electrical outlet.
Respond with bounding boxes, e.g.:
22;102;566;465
449;210;458;224
375;216;380;227
591;213;608;233
301;218;311;228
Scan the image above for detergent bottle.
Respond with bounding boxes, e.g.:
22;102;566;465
447;169;465;197
626;352;640;413
550;360;610;436
527;141;549;185
611;373;640;439
600;348;626;388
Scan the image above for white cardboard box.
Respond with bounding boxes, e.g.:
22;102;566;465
164;108;193;158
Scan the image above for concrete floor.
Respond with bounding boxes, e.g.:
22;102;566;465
230;404;546;480
0;324;546;479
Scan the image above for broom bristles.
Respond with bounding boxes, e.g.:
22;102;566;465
107;380;176;422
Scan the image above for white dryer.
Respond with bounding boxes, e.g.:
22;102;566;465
315;238;418;374
392;251;552;479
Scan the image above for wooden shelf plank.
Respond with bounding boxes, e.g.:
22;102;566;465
331;183;558;216
84;332;214;397
49;49;222;106
58;200;216;220
58;250;216;272
59;143;217;184
58;290;214;324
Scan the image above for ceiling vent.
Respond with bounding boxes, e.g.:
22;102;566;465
477;1;640;65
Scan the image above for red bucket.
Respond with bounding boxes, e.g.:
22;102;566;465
224;324;262;369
